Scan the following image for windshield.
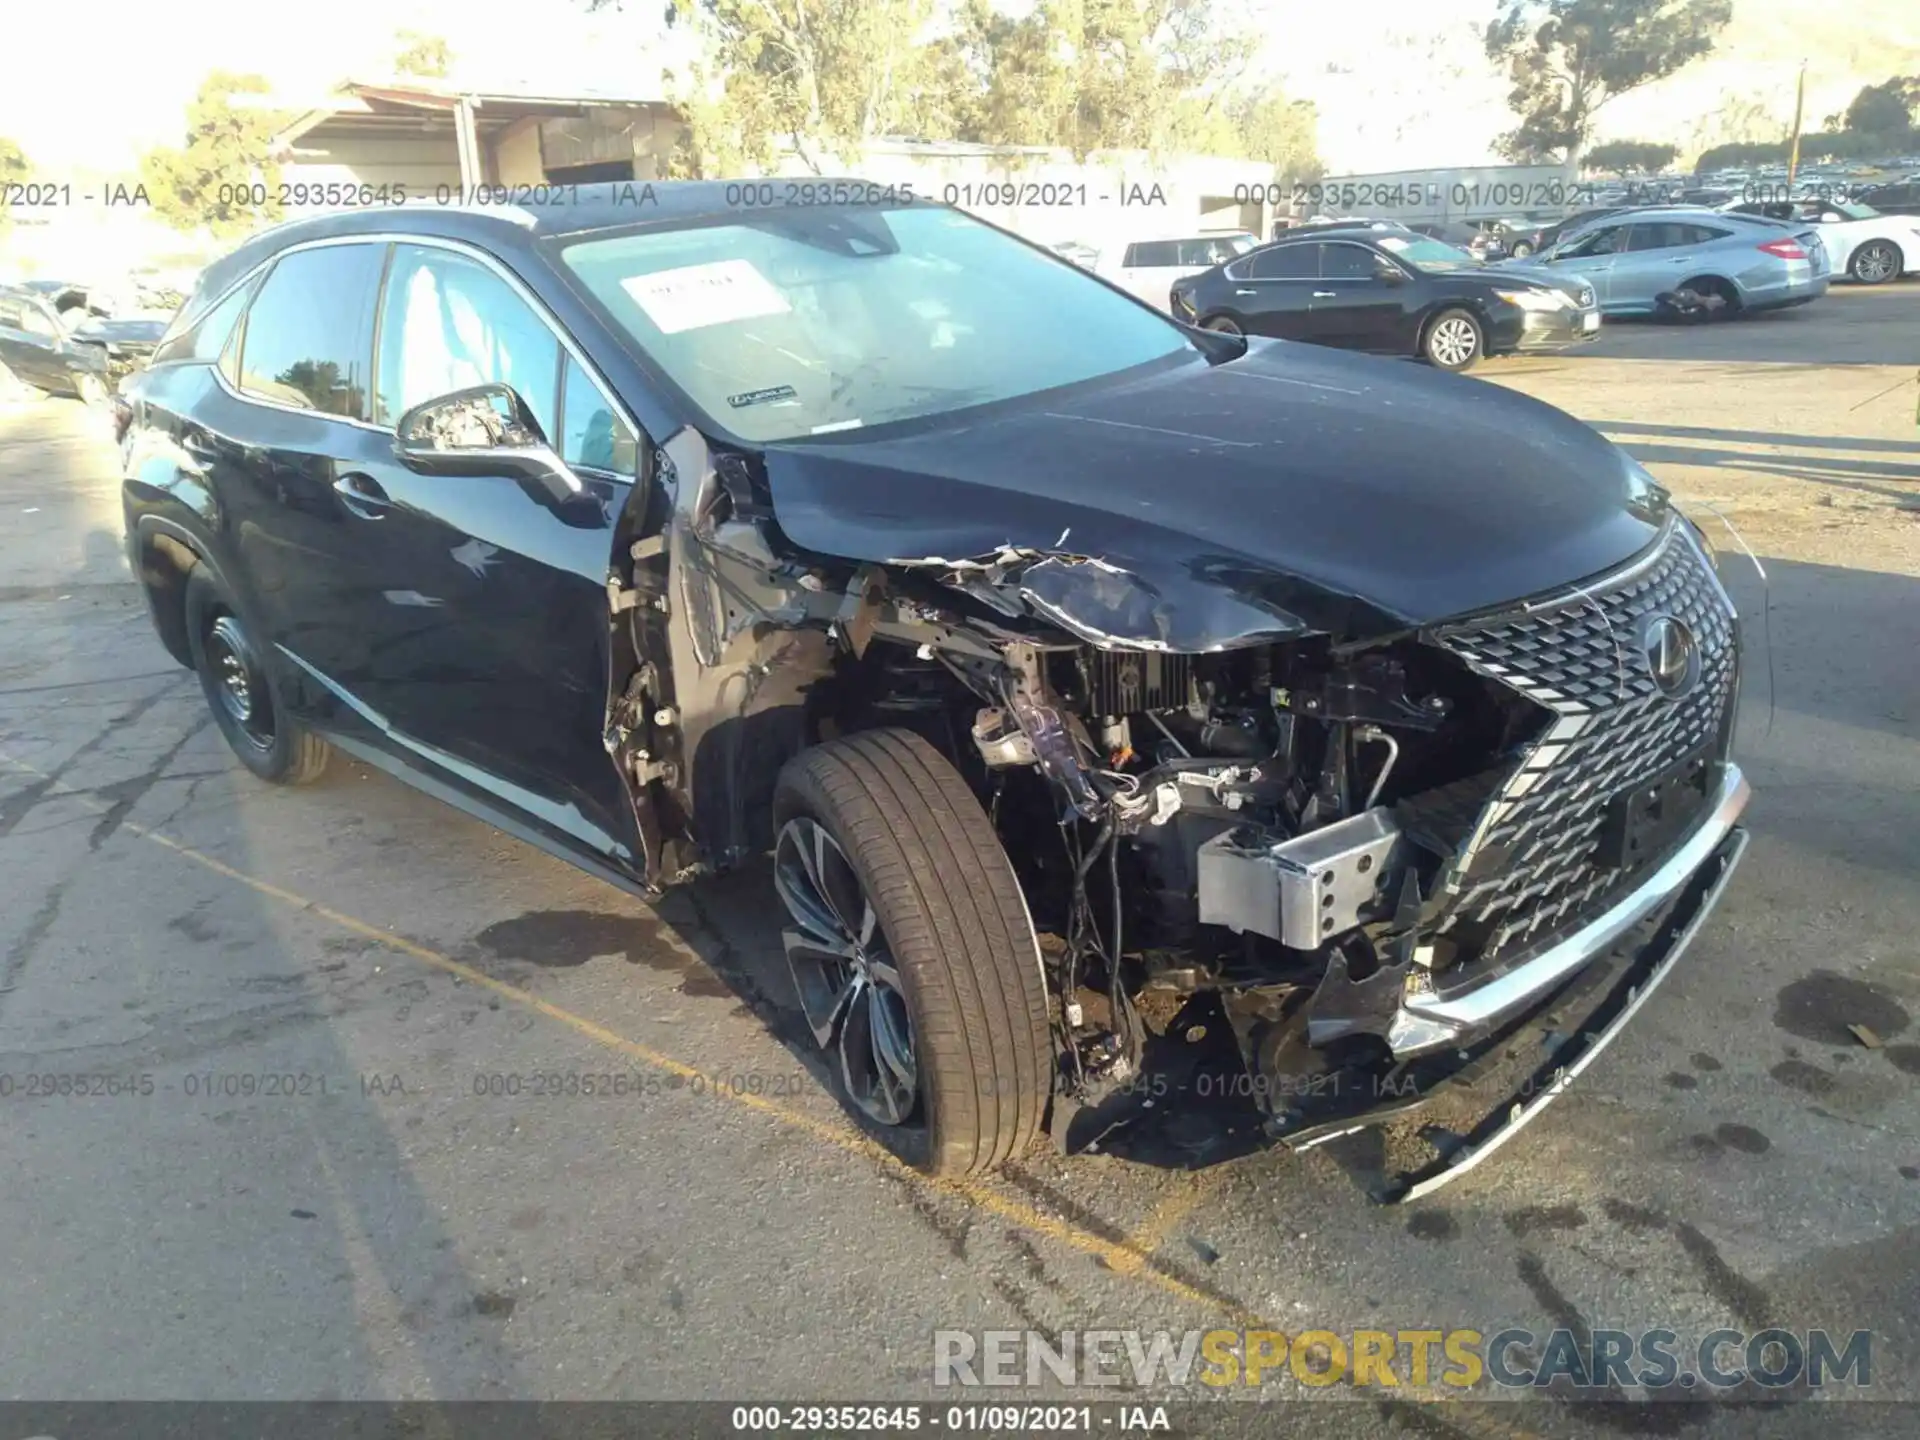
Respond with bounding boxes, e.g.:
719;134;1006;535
1376;234;1477;270
558;207;1194;443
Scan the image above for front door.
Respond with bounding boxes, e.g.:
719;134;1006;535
1543;222;1628;309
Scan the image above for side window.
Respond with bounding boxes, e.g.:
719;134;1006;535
375;244;561;441
1176;237;1234;267
1125;241;1178;268
559;357;639;475
237;245;385;418
1320;243;1378;279
1560;225;1624;258
1249;244;1318;279
1680;224;1729;245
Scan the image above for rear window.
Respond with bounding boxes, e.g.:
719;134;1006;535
152;277;258;367
1247;244;1317;279
236;244;386;419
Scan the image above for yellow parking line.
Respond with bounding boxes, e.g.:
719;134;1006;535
0;749;1244;1321
1107;1166;1227;1277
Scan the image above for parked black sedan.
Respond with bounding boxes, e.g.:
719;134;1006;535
118;185;1748;1198
1169;227;1601;371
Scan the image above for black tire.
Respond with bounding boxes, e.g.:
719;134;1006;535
773;729;1051;1176
1674;277;1741;320
1201;315;1243;336
1421;307;1483;371
1510;241;1535;260
183;567;330;785
1848;240;1901;285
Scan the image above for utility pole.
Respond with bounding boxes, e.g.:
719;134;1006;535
1785;61;1807;190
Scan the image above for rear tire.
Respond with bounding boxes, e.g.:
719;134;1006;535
773;729;1051;1176
1849;241;1901;285
184;567;331;785
1422;308;1483;371
1510;240;1535;259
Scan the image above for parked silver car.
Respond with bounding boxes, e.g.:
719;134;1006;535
1527;206;1830;317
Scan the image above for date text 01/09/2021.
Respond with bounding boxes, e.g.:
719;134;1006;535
728;1404;1172;1432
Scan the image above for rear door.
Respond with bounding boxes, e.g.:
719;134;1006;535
1307;241;1409;351
1613;220;1736;307
0;293;68;389
1230;242;1319;338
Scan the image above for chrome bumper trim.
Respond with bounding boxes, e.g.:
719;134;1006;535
1391;761;1751;1055
1400;825;1750;1201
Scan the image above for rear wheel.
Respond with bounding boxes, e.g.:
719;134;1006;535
1671;276;1741;320
1509;240;1535;259
1849;241;1901;285
773;729;1051;1176
184;567;331;785
1201;315;1243;336
1422;308;1483;371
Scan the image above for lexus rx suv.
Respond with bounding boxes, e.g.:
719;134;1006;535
120;185;1750;1199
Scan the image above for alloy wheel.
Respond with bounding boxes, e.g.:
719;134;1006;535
204;614;275;751
774;816;919;1127
1429;316;1478;367
1852;243;1897;284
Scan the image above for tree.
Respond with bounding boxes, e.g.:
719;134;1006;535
1842;76;1919;136
0;137;26;236
141;73;284;238
1484;0;1732;166
1584;138;1677;172
395;30;452;79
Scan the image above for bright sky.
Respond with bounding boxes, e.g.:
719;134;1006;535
0;0;679;173
4;0;1907;181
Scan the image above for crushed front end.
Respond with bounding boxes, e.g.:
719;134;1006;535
960;516;1747;1199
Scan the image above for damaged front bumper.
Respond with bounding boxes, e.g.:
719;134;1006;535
1256;764;1749;1200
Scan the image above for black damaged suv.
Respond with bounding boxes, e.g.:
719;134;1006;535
120;184;1748;1197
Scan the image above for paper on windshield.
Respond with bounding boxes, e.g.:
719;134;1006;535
619;259;792;335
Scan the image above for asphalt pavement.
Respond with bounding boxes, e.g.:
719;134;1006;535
1;284;1916;1435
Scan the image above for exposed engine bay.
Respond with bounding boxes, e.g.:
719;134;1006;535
600;426;1745;1197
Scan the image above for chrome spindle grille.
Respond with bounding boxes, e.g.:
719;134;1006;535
1428;522;1737;962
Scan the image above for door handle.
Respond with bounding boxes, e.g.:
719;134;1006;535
1312;290;1338;298
1234;287;1257;296
333;472;392;520
1666;256;1696;264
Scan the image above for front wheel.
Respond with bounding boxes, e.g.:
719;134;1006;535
1849;241;1901;285
184;567;331;785
1510;241;1535;259
1422;308;1483;371
773;729;1052;1176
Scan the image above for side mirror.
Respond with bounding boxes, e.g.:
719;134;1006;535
395;382;583;502
1377;264;1407;285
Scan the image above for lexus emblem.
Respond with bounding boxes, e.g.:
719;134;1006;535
1643;616;1699;698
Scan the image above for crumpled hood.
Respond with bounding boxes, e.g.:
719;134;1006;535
758;340;1664;643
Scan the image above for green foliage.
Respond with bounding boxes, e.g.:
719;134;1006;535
141;73;284;238
395;31;453;79
1584;138;1678;172
1694;126;1920;174
1485;0;1732;164
642;0;1318;175
0;136;26;235
1842;76;1919;137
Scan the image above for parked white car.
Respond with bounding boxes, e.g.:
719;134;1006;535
1093;231;1259;309
1721;199;1920;284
